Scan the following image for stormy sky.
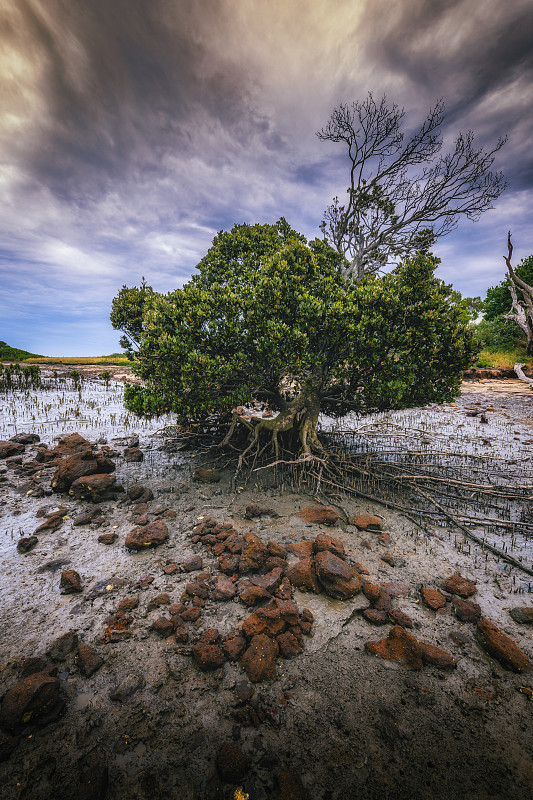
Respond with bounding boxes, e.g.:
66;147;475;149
1;0;532;355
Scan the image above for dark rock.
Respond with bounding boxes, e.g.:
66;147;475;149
125;520;169;550
276;630;303;659
128;483;154;502
313;533;345;559
365;625;423;669
19;657;53;679
350;513;382;530
219;553;240;574
216;740;250;783
17;536;38;553
241;634;279;682
418;641;457;670
109;674;145;701
224;632;247;662
132;513;149;526
193;468;220;483
181;607;202;622
151;617;175;637
213;575;237;601
314;550;362;599
509;607;533;625
0;672;61;731
245;503;277;519
34;508;67;533
421;587;447;610
51;451;115;493
85;578;128;599
267;541;287;558
124;447;144;462
74;507;104;526
252;567;284;593
233;681;254;704
275;577;292;600
380;551;395;566
389;609;414;629
147;593;170;611
477;618;532;673
286;558;321;593
186;580;209;599
183;555;203;572
77;645;104;677
60;569;82;594
46;630;78;662
442;573;476;598
296;506;339;525
98;532;118;545
298;608;314;635
192;642;225;671
362;609;389;625
0;441;25;459
452;597;481;623
10;433;40;444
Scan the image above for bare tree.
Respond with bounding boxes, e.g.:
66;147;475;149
317;94;507;280
504;232;533;357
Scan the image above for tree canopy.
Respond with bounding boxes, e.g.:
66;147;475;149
318;94;507;280
485;253;533;321
111;220;476;462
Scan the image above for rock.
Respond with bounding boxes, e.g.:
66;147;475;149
60;569;82;594
241;634;279;682
380;551;395;566
151;617;175;637
183;555;203;572
418;641;457;670
213;576;237;601
46;630;79;662
442;573;476;598
373;591;393;612
125;520;169;550
476;618;532;673
240;585;272;606
51;451;115;493
350;513;382;531
34;509;67;533
216;740;250;783
192;642;225;671
286;541;315;558
251;567;284;594
77;645;104;677
118;597;139;612
233;681;255;704
181;607;202;622
124;447;143;462
362;582;381;603
52;433;92;457
239;532;269;573
147;593;171;611
245;503;277;519
298;608;314;635
278;770;311;800
70;473;116;502
421;587;447;610
267;541;287;558
127;483;153;502
275;577;292;601
242;608;286;639
452;597;481;623
19;657;53;679
272;598;300;625
10;433;40;444
0;673;61;731
363;608;389;624
17;536;38;553
286;558;321;593
380;582;409;598
313;533;345;559
74;508;104;526
388;609;414;629
365;625;423;670
296;506;339;525
218;553;240;574
378;532;392;547
193;468;220;483
0;441;25;459
314;550;362;600
109;674;145;701
186;580;209;599
277;630;303;659
224;632;247;661
98;533;118;545
509;607;533;625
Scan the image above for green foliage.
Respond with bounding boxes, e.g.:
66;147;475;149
472;315;524;350
0;363;41;392
114;221;477;439
484;255;533;320
0;341;43;361
110;278;154;358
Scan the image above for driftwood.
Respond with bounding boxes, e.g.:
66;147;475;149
514;363;533;388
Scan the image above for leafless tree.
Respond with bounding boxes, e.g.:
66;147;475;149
504;232;533;358
317;94;507;280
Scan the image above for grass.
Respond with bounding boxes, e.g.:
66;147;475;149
23;355;134;366
0;340;43;361
473;348;533;370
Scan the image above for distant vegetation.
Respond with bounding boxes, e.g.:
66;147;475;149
0;340;43;361
26;354;133;366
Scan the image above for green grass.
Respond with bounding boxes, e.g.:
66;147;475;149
473;347;533;370
0;340;43;361
24;355;133;366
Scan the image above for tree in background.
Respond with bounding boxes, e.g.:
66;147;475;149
111;221;476;463
318;94;507;281
500;234;533;355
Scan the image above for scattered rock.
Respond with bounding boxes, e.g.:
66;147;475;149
77;645;104;677
350;513;382;531
183;555;203;572
241;634;279;682
193;468;220;483
452;597;481;623
286;541;314;558
10;433;40;444
418;641;457;670
295;506;339;525
245;503;277;519
365;625;423;670
51;450;115;493
60;569;82;594
388;609;413;629
380;582;409;598
509;607;533;625
74;507;104;526
127;484;154;502
252;567;284;594
151;617;175;637
216;740;250;784
421;587;447;610
34;509;67;533
125;520;169;550
213;575;237;601
98;532;118;545
0;441;25;459
314;550;362;600
239;531;269;573
192;641;225;671
147;593;171;611
240;583;272;606
476;618;532;673
19;657;54;679
442;573;476;598
17;536;38;553
286;558;321;593
46;630;79;662
70;473;117;501
224;632;247;661
363;609;389;625
313;533;345;559
380;551;395;566
0;672;62;731
124;447;143;462
109;674;146;701
52;433;92;457
362;582;382;603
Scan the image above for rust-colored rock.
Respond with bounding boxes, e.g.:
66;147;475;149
51;450;115;492
476;618;532;673
192;642;225;670
76;645;104;677
193;468;220;483
0;441;25;459
0;673;61;731
267;541;287;558
452;597;481;623
216;740;250;783
241;633;279;682
239;584;272;606
251;567;284;593
181;607;202;622
421;587;447;610
124;447;143;462
70;473;116;502
373;591;393;612
98;532;117;545
298;608;314;635
125;520;168;550
296;506;339;525
183;555;203;572
388;609;413;629
276;630;303;659
442;573;476;598
275;577;292;600
418;641;457;670
239;531;269;572
242;607;286;639
151;617;175;637
286;558;321;593
286;541;315;558
245;503;276;519
350;513;382;531
362;582;382;603
223;632;247;661
365;625;423;669
60;569;82;594
213;575;237;601
314;550;362;599
147;593;170;611
362;609;389;625
52;433;92;457
313;533;345;559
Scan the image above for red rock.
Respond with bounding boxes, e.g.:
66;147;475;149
218;554;240;574
380;582;409;598
125;520;168;550
421;587;447;610
277;630;303;658
98;533;117;545
60;569;82;593
252;567;284;593
296;506;339;525
216;740;250;783
286;541;314;558
51;451;115;492
378;533;391;547
362;582;381;603
353;562;369;575
224;633;247;661
51;433;92;457
192;642;225;670
240;634;279;682
242;607;286;639
240;584;272;606
193;468;220;482
239;532;269;573
271;598;300;625
267;541;287;558
132;514;149;526
128;483;152;501
476;618;532;673
124;447;143;462
275;577;292;600
313;533;345;559
186;580;209;599
418;641;457;670
314;550;362;600
349;513;382;531
34;509;66;533
70;473;116;502
278;770;310;800
213;575;237;601
389;609;414;629
0;673;61;731
151;617;174;637
286;558;321;593
261;556;288;573
365;625;423;670
147;593;170;611
298;608;314;635
245;503;276;519
442;573;476;598
362;609;389;625
162;509;176;519
118;597;138;612
225;533;245;554
181;607;202;622
76;645;104;677
372;591;393;612
452;597;481;623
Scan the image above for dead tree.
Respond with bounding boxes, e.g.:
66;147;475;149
504;232;533;359
318;94;507;280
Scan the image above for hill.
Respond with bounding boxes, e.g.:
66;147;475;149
0;340;44;361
